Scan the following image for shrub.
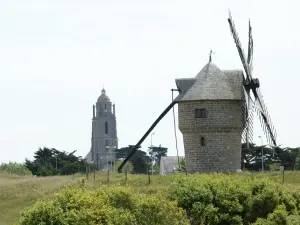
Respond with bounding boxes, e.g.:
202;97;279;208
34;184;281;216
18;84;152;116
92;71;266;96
18;185;189;225
168;174;300;225
17;173;300;225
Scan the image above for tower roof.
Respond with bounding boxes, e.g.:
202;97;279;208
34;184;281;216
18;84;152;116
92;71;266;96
97;88;111;102
176;61;244;101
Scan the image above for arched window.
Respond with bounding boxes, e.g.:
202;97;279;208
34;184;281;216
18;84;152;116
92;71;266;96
201;137;205;146
105;122;108;134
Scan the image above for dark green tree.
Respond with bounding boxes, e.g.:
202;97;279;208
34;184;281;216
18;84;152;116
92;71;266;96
25;147;87;176
242;143;300;171
115;145;150;174
131;149;151;173
115;146;133;160
295;156;300;170
148;145;168;166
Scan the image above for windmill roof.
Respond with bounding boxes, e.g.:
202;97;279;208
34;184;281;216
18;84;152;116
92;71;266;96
175;62;244;101
174;78;196;101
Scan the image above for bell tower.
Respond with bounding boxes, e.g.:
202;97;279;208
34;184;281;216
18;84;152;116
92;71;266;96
88;88;118;169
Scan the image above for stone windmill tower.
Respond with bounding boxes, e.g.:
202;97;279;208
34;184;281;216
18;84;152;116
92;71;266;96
174;55;245;173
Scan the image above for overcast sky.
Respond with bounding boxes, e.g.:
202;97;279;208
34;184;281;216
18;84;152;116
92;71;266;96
0;0;298;163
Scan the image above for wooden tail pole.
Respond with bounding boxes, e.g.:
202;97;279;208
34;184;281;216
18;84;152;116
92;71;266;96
147;167;151;185
86;166;88;180
93;167;96;180
118;101;177;173
107;170;110;183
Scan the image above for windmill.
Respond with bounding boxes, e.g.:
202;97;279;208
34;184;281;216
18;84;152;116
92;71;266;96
117;11;277;173
227;11;277;150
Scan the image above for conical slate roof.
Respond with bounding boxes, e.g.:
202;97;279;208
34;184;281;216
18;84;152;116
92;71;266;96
176;62;244;101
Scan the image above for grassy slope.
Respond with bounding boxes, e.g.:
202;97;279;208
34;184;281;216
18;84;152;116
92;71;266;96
0;173;77;225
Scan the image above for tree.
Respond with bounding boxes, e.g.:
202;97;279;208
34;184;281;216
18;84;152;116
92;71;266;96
242;143;300;171
295;156;300;170
113;160;134;173
174;158;186;173
25;147;88;176
131;149;150;173
115;145;150;174
148;145;168;166
115;146;132;160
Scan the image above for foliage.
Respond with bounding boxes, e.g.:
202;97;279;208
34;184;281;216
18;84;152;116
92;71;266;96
115;146;150;174
0;162;31;175
152;164;160;174
251;204;300;225
3;171;300;224
148;145;168;166
113;160;134;173
242;143;300;171
174;158;187;173
25;147;88;176
180;158;186;167
18;186;189;225
115;145;133;160
295;157;300;170
269;162;281;171
168;174;300;225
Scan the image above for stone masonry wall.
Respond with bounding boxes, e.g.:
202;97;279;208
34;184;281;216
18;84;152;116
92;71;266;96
178;100;243;173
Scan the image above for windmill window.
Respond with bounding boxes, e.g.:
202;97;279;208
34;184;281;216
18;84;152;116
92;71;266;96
105;122;108;134
200;137;206;146
195;109;207;118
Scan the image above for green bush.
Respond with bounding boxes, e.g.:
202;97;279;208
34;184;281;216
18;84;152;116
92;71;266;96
18;185;189;225
0;162;31;175
168;174;300;225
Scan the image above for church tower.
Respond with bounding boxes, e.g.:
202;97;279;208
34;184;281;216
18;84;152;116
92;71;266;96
88;88;118;169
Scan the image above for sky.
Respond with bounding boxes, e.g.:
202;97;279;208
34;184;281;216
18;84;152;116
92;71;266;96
0;0;299;163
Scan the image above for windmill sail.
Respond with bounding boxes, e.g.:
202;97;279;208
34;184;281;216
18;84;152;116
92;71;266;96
241;90;255;149
228;10;277;150
247;20;253;65
253;89;277;146
228;11;252;81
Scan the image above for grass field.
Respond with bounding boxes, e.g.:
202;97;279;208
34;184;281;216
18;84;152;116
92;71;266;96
1;171;300;225
0;172;77;225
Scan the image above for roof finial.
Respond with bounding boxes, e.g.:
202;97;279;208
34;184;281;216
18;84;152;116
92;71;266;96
101;85;106;95
209;49;215;62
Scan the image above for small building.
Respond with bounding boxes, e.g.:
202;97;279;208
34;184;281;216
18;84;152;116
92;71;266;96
160;156;184;175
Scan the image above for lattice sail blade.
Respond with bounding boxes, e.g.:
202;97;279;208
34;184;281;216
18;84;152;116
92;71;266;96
228;10;252;81
247;20;253;65
254;89;277;146
242;91;255;149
